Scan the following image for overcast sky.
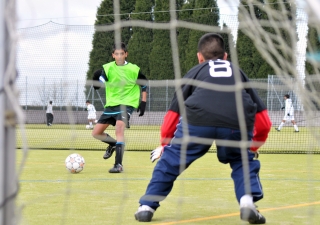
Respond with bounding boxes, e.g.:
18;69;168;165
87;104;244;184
15;0;308;107
17;0;103;28
16;0;238;28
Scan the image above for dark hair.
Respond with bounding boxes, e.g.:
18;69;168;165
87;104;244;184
113;42;127;53
86;100;90;103
197;33;225;60
284;94;290;98
49;101;52;104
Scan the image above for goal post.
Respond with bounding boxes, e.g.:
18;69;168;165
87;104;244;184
267;75;303;111
0;0;17;224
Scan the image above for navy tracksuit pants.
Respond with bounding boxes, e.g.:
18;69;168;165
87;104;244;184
139;121;263;210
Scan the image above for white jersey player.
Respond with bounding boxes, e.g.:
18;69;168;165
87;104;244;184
276;94;299;132
86;100;96;129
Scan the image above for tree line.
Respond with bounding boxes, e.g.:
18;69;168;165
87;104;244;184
86;0;319;81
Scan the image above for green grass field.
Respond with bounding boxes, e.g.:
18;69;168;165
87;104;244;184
16;125;320;153
17;150;320;225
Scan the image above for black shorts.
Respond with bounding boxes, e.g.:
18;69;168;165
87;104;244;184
97;105;134;128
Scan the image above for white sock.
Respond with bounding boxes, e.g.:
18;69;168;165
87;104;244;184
89;122;92;126
240;194;254;208
138;205;155;213
278;122;284;130
294;124;299;131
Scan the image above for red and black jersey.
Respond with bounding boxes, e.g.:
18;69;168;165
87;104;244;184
169;60;266;131
160;60;272;150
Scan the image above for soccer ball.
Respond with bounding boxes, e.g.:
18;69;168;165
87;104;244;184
85;125;90;129
65;153;85;173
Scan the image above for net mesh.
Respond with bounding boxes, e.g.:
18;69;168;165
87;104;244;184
16;20;320;153
12;1;320;225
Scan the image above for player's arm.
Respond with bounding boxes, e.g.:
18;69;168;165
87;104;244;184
159;79;194;146
137;71;148;116
250;109;272;152
150;72;195;162
284;100;290;116
92;69;106;90
150;110;180;163
284;100;288;114
151;82;193;162
160;110;180;146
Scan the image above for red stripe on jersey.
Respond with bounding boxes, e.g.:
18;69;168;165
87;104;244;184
160;110;180;146
251;109;272;152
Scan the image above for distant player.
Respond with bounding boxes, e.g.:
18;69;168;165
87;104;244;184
86;100;96;129
46;101;54;126
275;94;299;132
135;33;271;224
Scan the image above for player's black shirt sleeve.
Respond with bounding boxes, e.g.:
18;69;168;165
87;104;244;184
138;71;148;92
101;69;107;82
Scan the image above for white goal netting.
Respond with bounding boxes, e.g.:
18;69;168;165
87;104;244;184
5;0;320;224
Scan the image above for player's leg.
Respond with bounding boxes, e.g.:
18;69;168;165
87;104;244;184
48;113;53;126
46;113;50;126
216;128;265;224
276;118;286;131
92;122;117;160
88;117;93;128
109;106;133;173
92;123;112;140
92;115;117;159
135;122;213;222
91;119;95;128
291;118;299;132
108;119;126;173
93;107;118;159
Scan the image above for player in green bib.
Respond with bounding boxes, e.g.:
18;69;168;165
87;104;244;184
92;42;148;173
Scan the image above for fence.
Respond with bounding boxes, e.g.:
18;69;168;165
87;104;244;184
16;22;320;153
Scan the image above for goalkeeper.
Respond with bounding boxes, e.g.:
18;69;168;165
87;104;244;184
91;42;148;173
135;33;271;224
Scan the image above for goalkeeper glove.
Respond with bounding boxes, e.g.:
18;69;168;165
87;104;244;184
137;101;146;117
281;106;285;110
150;146;163;163
287;113;290;116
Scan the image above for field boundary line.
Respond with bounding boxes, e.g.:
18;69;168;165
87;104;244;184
154;201;320;225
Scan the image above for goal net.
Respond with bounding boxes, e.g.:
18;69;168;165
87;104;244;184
16;21;320;153
12;0;320;224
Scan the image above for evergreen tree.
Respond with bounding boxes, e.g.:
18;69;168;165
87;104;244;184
86;0;135;80
236;0;274;78
220;23;234;62
184;0;220;69
305;26;320;75
304;26;320;109
177;0;195;75
149;1;173;80
237;0;296;78
127;0;154;77
266;0;296;77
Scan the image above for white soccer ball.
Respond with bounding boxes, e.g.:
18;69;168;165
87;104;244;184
65;153;85;173
94;120;98;123
85;125;90;129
